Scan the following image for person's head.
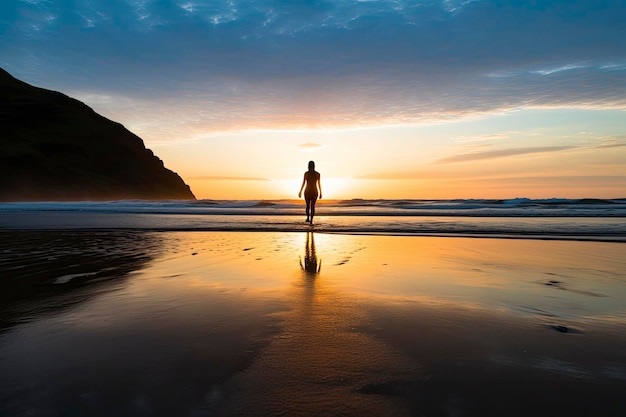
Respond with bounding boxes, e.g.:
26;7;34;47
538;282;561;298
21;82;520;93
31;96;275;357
308;160;315;171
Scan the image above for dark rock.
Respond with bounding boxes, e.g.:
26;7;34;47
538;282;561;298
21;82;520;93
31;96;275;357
547;324;582;334
0;68;195;201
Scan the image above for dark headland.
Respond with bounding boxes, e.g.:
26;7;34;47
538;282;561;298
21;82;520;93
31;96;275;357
0;68;195;201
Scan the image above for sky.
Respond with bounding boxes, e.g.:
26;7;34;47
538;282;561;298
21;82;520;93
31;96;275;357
1;0;626;200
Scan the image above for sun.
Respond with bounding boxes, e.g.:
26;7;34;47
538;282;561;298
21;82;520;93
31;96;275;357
275;177;352;200
318;177;352;199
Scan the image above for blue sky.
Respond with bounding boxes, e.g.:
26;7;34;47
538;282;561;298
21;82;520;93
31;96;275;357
2;0;626;198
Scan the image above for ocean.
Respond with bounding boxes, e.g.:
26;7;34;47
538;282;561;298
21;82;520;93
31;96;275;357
1;198;625;241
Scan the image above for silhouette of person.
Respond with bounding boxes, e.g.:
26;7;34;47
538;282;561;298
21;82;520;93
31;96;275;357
298;161;322;224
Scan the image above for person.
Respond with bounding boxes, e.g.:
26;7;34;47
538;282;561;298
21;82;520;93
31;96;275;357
298;160;322;224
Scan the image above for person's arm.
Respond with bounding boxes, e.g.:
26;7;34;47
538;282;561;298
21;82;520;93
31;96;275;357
317;175;322;199
298;174;306;198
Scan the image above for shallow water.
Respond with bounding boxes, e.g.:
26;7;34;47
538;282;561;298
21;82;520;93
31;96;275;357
2;199;626;240
2;211;625;241
1;231;625;416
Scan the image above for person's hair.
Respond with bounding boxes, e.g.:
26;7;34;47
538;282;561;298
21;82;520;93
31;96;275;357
308;161;315;170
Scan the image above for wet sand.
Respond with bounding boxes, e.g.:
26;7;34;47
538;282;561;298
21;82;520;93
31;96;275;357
1;231;625;416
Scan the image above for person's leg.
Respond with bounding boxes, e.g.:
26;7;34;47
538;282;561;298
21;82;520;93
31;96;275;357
310;200;316;223
305;199;311;221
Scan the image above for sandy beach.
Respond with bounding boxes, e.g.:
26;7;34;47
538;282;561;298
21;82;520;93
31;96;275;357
1;231;625;417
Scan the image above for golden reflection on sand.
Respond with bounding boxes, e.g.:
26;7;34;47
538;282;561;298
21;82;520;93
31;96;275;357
118;232;626;415
2;232;626;416
122;231;626;331
217;231;418;416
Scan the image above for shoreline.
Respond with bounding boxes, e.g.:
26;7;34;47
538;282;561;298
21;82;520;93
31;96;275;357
2;227;625;243
1;211;625;242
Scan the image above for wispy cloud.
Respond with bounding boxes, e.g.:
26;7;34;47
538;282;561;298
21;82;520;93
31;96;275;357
531;63;589;76
434;146;576;164
590;135;626;149
452;133;513;143
299;142;323;149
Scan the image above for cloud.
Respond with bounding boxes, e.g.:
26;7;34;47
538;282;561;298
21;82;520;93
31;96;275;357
299;142;322;148
594;143;626;149
2;0;625;135
452;133;513;143
590;135;626;149
434;146;576;164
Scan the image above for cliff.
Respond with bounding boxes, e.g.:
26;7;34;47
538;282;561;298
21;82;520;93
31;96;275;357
0;68;195;201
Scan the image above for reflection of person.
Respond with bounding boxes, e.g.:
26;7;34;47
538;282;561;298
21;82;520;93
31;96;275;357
298;161;322;224
300;231;321;276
